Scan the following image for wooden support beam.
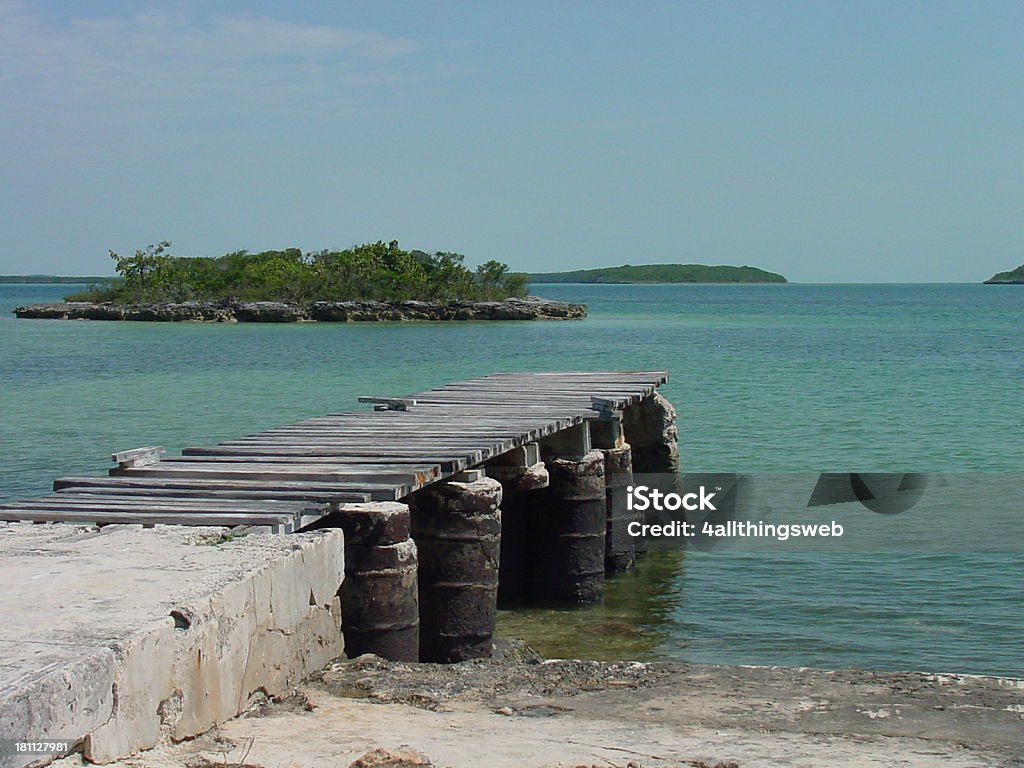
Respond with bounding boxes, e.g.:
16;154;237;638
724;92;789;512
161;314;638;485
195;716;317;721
589;414;625;449
488;443;540;468
539;422;591;459
448;469;486;483
589;396;621;416
111;446;165;468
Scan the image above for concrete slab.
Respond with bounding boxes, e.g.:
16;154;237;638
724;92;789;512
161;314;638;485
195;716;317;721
0;523;345;767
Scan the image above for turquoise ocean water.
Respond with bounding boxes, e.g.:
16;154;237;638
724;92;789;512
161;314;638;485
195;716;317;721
2;282;1022;676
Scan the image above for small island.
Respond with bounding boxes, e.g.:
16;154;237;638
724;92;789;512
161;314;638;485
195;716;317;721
527;263;787;284
983;263;1024;284
13;241;585;322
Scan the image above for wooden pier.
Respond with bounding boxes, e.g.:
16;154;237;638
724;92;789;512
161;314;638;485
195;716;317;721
1;370;677;664
0;371;669;533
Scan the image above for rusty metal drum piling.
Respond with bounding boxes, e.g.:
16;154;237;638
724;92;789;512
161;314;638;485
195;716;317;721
601;443;636;572
409;475;503;662
328;502;420;662
533;449;607;603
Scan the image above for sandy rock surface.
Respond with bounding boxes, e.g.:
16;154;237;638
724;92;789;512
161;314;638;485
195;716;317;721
54;654;1024;768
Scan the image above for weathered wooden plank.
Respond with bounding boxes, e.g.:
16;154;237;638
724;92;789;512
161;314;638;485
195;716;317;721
54;494;321;512
275;415;579;429
466;372;667;385
432;375;664;386
325;405;592;417
56;485;371;504
219;438;503;456
253;428;554;442
174;452;469;473
54;475;402;500
269;413;580;426
3;495;320;514
242;432;554;445
117;461;438;475
186;445;487;466
405;395;640;405
225;433;509;444
258;423;548;434
157;458;442;473
112;464;436;488
435;383;658;394
308;406;591;418
297;420;578;435
409;392;648;402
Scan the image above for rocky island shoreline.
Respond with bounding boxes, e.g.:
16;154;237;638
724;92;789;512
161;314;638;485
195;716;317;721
13;296;586;322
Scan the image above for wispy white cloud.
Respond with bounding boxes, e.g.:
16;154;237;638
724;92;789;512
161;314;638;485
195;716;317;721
0;2;423;124
208;15;419;60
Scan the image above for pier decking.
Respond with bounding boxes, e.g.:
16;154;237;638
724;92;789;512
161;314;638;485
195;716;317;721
0;372;668;532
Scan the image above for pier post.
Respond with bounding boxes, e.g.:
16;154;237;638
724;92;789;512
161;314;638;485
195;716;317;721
409;473;503;662
590;415;637;573
326;502;420;662
536;423;608;603
485;443;549;605
622;392;680;476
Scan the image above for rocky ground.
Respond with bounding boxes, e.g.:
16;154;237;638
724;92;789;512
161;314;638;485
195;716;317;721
12;297;586;322
53;648;1024;768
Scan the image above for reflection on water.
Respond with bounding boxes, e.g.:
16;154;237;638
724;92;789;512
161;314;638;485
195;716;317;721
496;550;687;660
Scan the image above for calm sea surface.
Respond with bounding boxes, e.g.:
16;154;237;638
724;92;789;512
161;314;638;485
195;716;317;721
2;282;1022;676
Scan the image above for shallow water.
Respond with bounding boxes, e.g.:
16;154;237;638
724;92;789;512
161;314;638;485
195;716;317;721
2;282;1021;676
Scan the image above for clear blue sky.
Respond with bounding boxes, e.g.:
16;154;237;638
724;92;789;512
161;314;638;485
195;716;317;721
2;1;1021;282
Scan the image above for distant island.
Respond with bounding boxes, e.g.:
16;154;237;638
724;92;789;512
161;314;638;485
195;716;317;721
527;263;787;284
0;275;116;284
12;241;585;322
983;263;1024;284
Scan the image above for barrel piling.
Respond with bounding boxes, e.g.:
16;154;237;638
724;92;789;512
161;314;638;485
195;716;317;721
409;474;503;662
320;501;420;662
591;416;636;572
535;423;607;603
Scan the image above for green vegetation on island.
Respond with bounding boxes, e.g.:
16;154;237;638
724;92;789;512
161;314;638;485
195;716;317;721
66;241;528;304
0;275;116;284
983;264;1024;284
526;264;787;284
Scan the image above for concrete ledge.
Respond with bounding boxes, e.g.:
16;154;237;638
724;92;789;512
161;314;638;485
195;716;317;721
0;523;345;767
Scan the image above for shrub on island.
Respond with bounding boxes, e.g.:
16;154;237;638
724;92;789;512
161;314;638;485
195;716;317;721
66;241;528;304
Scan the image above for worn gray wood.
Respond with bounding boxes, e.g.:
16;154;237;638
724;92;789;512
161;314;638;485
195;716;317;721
115;461;438;477
56;484;371;504
54;475;405;501
0;496;308;511
178;450;470;473
111;446;165;468
11;370;669;531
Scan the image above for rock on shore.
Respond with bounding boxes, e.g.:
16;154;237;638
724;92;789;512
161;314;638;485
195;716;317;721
12;297;587;322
